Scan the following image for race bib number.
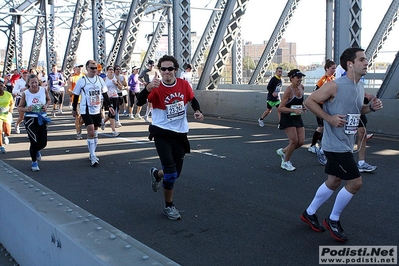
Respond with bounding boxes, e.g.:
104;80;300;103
0;107;9;114
166;100;185;121
345;114;360;134
290;105;303;116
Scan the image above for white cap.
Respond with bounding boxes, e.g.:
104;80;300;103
74;63;83;68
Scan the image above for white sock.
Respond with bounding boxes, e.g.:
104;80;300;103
87;139;96;159
329;187;354;221
306;182;334;215
358;160;365;166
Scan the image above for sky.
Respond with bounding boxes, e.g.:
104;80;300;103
2;0;397;67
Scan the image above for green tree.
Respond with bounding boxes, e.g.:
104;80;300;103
242;56;255;70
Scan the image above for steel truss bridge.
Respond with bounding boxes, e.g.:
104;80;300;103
0;0;398;98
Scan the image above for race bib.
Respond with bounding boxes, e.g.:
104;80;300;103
345;114;360;134
0;107;9;114
166;100;185;121
290;105;303;116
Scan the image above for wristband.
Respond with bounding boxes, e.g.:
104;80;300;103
369;103;375;112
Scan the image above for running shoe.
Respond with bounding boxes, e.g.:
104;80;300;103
91;157;99;167
276;148;285;162
0;146;6;154
258;118;265;127
300;210;325;232
323;218;348;242
281;161;296;171
143;115;149;123
135;114;142;119
76;134;83;140
37;151;42;161
3;136;9;145
89;154;99;162
58;109;63;114
307;145;317;154
123;111;128;116
150;167;161;192
163;206;181;220
31;161;40;171
15;125;20;134
112;131;120;137
366;133;374;141
316;147;327;166
100;120;105;130
129;114;134;119
358;162;377;173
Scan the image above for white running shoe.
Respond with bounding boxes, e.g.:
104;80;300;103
112;131;120;137
143;115;149;123
129;114;134;119
358;162;377;173
281;161;296;171
316;147;327;166
135;114;142;119
258;118;265;127
3;136;9;145
163;206;181;220
276;148;285;162
15;125;20;134
308;145;317;154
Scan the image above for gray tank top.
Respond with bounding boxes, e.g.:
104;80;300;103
321;76;364;152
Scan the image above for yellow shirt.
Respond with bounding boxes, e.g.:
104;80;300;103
0;91;13;123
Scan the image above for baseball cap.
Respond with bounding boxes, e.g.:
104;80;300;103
21;69;28;74
147;60;154;66
97;64;103;71
121;68;127;73
74;63;83;68
287;69;306;78
132;66;140;70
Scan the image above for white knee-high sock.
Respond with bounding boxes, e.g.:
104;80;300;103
87;139;96;158
94;130;98;149
329;187;354;221
306;182;334;215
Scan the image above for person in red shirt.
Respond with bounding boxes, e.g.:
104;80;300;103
9;69;20;86
137;55;204;221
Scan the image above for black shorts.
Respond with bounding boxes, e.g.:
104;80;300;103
324;151;360;180
81;113;102;128
279;114;303;130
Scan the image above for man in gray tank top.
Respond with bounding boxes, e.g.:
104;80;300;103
299;48;383;242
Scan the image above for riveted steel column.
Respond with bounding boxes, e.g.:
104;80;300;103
45;1;56;72
92;0;106;67
197;0;249;90
3;15;16;74
117;0;149;68
61;0;89;78
325;0;334;61
249;0;300;85
365;0;399;69
28;0;46;70
191;0;226;77
333;0;362;62
232;29;243;84
172;0;191;75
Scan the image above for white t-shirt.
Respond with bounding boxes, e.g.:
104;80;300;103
12;78;27;96
73;76;108;115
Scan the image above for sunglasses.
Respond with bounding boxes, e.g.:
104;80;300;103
89;67;98;70
108;69;114;71
160;67;176;72
115;68;121;70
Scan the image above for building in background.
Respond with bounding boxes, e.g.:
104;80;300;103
243;38;296;64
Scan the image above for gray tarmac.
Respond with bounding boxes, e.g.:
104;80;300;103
1;110;398;266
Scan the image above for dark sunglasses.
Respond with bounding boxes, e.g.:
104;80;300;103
89;67;98;70
160;67;176;72
108;68;114;71
115;68;121;70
